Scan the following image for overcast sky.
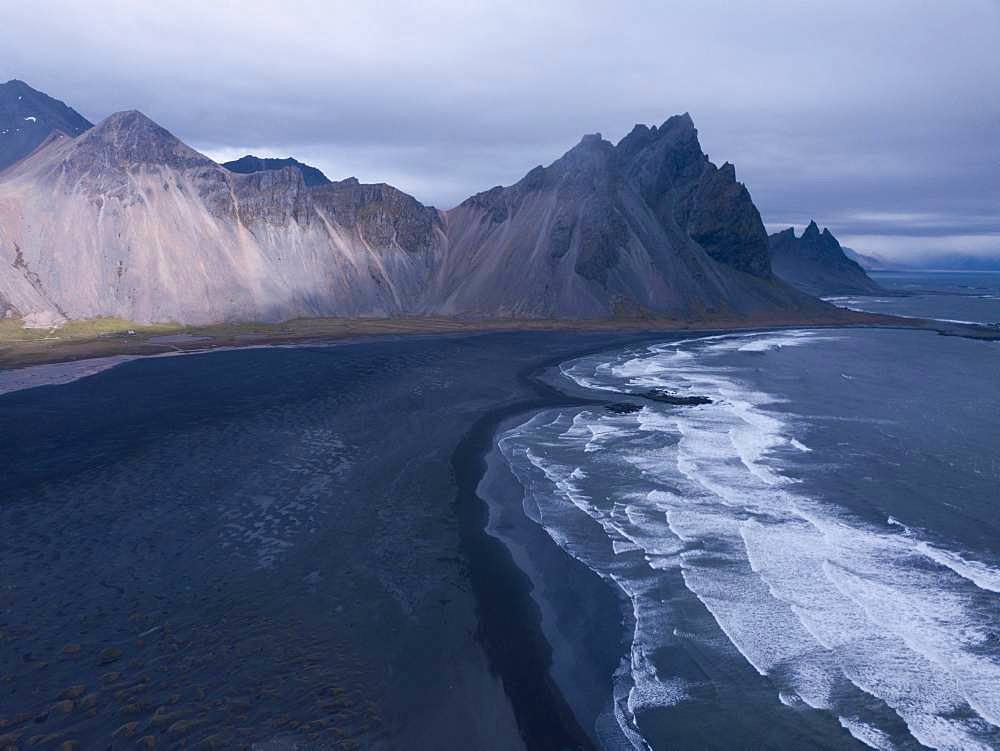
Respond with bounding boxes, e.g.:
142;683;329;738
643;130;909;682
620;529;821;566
2;1;997;261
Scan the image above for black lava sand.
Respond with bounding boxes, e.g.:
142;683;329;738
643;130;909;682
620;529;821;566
0;331;664;750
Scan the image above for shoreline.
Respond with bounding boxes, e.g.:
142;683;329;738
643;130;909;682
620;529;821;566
1;309;995;378
451;336;664;749
450;321;980;748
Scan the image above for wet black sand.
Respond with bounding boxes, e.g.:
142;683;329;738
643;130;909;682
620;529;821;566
0;331;663;749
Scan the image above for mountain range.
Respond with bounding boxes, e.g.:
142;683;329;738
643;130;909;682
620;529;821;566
844;247;1000;273
0;80;845;326
843;246;893;271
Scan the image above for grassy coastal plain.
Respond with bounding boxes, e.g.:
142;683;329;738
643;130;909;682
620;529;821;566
4;306;983;371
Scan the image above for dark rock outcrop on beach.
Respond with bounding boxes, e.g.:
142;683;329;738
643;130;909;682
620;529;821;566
0;79;92;172
605;388;712;407
0;81;828;324
605;402;643;414
769;222;884;296
223;154;332;187
642;388;712;405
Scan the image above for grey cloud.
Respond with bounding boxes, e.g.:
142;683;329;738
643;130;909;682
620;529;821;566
1;0;997;259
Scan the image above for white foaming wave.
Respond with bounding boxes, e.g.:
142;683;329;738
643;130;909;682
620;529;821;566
733;332;838;353
718;387;799;487
500;413;691;750
499;421;650;751
586;423;621;453
560;412;626;454
522;447;591;519
779;690;803;707
628;670;688;714
739;513;1000;749
506;332;1000;749
617;571;691;721
839;717;897;750
661;500;842;711
700;330;839;356
663;362;1000;746
612;539;642;555
915;544;1000;594
824;559;1000;725
887;517;1000;595
559;334;712;395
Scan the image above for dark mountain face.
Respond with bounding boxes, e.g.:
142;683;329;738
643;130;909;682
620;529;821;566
223;155;331;187
312;177;442;253
769;221;883;295
0;79;92;172
456;114;773;283
616;114;772;277
437;113;799;319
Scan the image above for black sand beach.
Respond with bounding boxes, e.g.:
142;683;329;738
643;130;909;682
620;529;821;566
0;331;665;749
5;323;998;749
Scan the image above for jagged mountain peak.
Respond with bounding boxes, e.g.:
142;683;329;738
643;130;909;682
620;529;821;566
793;221;844;249
552;132;613;163
435;109;805;318
579;132;607;146
65;109;212;171
616;113;699;158
86;109;179;144
447;112;773;284
551;132;615;174
660;111;695;133
769;221;881;295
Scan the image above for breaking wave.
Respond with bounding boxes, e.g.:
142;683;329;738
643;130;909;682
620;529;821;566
499;331;1000;750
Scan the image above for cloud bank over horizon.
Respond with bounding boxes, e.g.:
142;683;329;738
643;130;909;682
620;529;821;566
1;0;997;261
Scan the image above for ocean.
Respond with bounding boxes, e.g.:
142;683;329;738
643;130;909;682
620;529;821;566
826;270;1000;326
493;277;1000;749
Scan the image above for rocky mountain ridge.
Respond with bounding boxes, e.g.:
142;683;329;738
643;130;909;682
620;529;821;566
0;84;826;325
768;221;883;296
223;155;331;187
